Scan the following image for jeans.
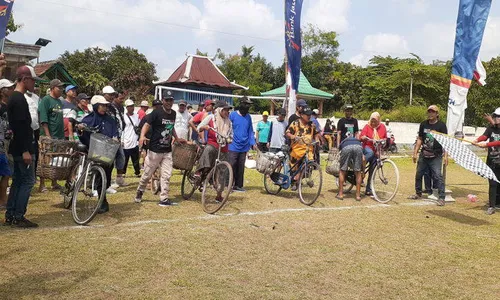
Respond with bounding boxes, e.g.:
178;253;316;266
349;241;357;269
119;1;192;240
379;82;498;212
228;151;247;189
488;164;500;208
123;146;140;176
415;155;445;200
115;146;125;175
363;147;376;193
5;156;35;220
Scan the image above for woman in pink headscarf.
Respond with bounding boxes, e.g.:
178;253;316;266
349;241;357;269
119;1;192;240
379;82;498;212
360;112;387;196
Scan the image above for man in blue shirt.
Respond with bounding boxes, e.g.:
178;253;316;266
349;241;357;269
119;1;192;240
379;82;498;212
229;96;256;192
255;111;271;152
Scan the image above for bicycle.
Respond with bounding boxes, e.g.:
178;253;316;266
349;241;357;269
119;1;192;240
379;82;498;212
335;140;400;203
263;138;323;206
181;128;233;214
60;126;119;225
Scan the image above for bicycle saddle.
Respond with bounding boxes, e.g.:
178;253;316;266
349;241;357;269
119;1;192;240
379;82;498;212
76;143;88;152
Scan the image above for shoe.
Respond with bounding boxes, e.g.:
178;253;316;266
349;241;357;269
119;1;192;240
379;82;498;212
427;194;438;201
110;183;119;189
486;207;496;215
98;200;109;214
12;218;38;228
291;185;297;192
158;199;178;207
365;191;373;197
106;187;117;194
233;187;246;193
134;190;143;203
3;217;13;226
437;199;445;206
116;176;129;187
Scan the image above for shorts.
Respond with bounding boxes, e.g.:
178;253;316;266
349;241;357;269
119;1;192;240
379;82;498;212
0;153;12;177
339;144;363;172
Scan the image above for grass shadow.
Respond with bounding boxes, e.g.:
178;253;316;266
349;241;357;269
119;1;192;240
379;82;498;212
426;209;491;226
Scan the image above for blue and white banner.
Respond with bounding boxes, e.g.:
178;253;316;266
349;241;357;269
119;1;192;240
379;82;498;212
447;0;491;137
285;0;303;118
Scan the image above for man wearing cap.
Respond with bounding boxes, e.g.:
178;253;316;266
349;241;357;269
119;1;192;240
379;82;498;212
269;108;288;153
175;99;193;141
63;85;78;140
229;96;256;192
122;99;141;178
135;92;185;206
337;104;359;148
38;79;65;192
409;105;448;206
256;111;271;152
80;95;119;214
189;98;215;144
4;66;40;227
0;79;15;209
67;93;91;142
138;101;149;120
288;99;308;125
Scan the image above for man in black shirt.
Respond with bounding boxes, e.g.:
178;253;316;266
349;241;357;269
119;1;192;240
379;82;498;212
336;104;359;148
134;92;185;206
4;66;40;228
409;105;448;206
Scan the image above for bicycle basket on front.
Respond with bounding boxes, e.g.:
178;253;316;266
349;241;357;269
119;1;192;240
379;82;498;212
88;133;120;166
256;152;281;175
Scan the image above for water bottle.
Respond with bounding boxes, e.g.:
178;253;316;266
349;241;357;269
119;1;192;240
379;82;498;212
73;132;80;142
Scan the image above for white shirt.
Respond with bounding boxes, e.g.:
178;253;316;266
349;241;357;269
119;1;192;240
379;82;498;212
175;110;193;140
25;92;40;131
123;112;139;149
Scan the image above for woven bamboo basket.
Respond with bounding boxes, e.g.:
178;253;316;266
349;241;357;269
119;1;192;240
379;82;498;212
37;137;79;180
172;142;198;170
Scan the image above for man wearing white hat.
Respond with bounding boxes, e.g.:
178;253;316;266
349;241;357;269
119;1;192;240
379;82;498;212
0;79;15;209
123;99;141;177
138;100;149;120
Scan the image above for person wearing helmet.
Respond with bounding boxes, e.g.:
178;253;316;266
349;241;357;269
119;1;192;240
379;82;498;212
256;111;271;152
474;107;500;215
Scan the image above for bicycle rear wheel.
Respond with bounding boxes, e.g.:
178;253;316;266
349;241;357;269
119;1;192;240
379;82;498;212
71;164;106;225
62;163;81;209
263;164;283;195
201;161;233;214
181;167;198;200
335;176;354;193
371;159;400;203
298;161;323;206
151;168;161;195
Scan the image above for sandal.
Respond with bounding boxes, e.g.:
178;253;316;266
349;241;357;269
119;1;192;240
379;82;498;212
407;194;422;200
52;184;62;191
356;196;362;201
335;194;344;200
38;187;48;193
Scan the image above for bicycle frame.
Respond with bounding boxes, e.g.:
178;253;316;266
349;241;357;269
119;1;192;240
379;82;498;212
273;140;318;190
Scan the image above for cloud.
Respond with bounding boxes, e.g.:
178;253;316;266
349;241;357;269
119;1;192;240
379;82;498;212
304;0;351;33
198;0;282;41
349;33;409;66
391;0;429;14
480;17;500;59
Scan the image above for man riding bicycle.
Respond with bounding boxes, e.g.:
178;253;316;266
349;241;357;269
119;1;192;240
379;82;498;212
285;106;322;191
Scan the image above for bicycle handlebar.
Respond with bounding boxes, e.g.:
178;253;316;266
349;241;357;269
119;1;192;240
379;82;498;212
208;127;230;140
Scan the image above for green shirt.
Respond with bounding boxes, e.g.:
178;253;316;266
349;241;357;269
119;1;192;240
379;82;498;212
39;95;64;139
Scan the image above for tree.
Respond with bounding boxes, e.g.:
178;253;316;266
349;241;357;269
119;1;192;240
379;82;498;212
60;46;157;99
6;14;22;36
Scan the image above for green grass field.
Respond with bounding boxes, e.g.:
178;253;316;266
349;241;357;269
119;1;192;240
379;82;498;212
1;157;499;299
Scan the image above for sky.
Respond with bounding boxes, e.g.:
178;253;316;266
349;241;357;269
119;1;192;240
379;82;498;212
11;0;500;81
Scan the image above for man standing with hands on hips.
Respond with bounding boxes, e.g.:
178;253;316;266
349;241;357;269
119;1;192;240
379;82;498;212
229;96;256;192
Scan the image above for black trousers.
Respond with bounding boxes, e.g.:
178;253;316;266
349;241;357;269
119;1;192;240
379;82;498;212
33;129;40;177
257;143;269;152
96;164;113;207
228;151;247;189
123;146;141;176
488;163;500;208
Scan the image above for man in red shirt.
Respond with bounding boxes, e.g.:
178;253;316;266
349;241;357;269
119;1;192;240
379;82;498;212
189;98;215;144
138;100;149;120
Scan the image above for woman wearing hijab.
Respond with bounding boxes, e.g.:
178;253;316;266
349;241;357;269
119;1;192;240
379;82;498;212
79;95;119;214
360;112;387;196
474;107;500;215
196;100;234;179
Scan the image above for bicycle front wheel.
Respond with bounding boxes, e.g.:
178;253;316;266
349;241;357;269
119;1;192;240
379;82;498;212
201;161;233;214
71;164;106;225
298;161;323;206
371;159;400;203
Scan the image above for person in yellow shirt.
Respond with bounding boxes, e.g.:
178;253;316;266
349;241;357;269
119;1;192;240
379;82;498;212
286;106;322;191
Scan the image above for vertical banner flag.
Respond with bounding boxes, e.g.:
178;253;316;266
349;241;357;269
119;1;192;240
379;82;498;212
447;0;491;137
0;0;14;52
285;0;303;118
